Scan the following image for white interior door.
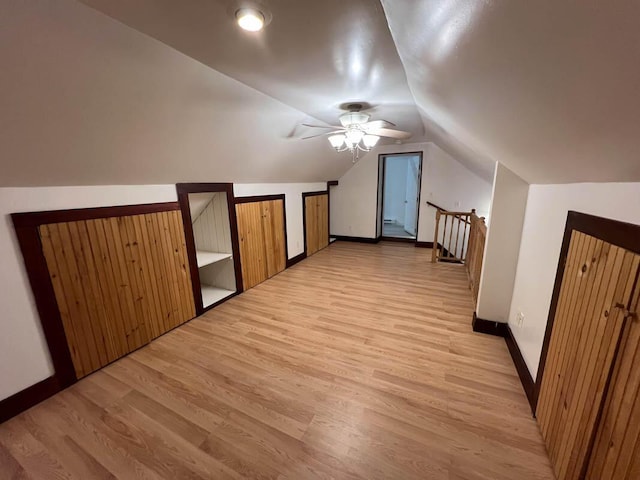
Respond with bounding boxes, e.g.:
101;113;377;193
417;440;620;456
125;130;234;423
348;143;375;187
403;158;419;235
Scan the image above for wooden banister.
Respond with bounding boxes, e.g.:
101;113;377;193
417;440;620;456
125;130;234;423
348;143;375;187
430;206;487;304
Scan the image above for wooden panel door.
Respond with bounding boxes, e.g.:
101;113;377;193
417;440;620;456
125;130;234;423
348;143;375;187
262;200;286;278
305;194;329;256
236;199;286;291
536;231;640;480
236;201;267;290
587;277;640;479
39;210;195;379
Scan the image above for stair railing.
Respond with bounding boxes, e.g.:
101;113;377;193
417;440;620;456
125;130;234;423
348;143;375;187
430;204;487;303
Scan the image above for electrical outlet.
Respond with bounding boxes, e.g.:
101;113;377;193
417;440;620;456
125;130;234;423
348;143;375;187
516;311;525;328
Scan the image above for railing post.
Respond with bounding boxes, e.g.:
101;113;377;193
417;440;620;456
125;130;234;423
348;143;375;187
432;209;440;263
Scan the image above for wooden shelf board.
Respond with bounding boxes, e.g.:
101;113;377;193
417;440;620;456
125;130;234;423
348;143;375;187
196;250;232;268
201;285;235;308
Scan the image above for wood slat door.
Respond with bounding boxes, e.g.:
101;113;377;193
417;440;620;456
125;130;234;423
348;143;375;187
587;275;640;479
262;200;286;277
236;201;267;291
536;231;640;480
39;210;195;379
236;199;286;291
305;194;329;256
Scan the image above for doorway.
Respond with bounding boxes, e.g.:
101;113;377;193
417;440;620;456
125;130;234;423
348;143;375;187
378;152;423;241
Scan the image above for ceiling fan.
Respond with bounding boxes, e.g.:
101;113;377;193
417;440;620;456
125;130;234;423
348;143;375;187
301;103;412;162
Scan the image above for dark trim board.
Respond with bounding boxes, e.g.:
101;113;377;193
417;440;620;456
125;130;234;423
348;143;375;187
505;325;536;414
334;235;381;244
533;210;640;413
176;183;234;195
302;190;330;197
472;312;508;337
326;182;338;239
415;241;435;248
286;252;306;268
0;376;61;424
12;222;77;388
234;194;286;204
472;313;535;413
176;182;243;315
12;202;179;227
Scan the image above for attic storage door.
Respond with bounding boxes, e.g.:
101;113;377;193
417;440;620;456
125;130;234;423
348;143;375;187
587;281;640;479
236;199;286;290
305;193;329;256
261;200;287;277
536;230;640;480
38;210;195;379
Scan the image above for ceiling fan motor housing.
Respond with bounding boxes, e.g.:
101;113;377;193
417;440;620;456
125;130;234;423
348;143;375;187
339;111;370;127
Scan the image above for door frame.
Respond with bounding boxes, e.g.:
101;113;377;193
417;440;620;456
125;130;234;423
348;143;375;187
377;151;424;243
235;194;289;286
302;190;329;257
6;201;182;422
176;183;243;315
534;211;640;413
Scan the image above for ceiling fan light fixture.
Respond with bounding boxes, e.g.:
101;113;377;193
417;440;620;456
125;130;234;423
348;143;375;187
328;134;345;149
345;129;364;146
363;134;379;148
339;111;370;127
236;8;265;31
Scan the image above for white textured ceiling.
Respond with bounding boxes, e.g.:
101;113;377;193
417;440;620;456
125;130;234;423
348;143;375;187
78;0;426;148
381;0;640;183
2;0;638;186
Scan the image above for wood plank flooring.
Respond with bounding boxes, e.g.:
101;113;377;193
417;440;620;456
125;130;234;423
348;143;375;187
0;242;555;479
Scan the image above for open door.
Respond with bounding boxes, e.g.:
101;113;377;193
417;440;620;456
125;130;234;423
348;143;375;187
403;157;420;236
379;152;423;240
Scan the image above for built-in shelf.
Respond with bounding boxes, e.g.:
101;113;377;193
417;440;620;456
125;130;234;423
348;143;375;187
201;285;235;308
196;250;232;268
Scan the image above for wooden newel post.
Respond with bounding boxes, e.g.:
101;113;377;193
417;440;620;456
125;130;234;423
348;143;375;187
432;209;441;263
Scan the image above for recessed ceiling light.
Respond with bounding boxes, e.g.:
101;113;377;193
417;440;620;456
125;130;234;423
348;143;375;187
236;8;264;32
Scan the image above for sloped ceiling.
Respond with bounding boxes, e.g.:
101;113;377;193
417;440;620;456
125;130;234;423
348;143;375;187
78;0;425;142
381;0;640;183
2;0;637;186
0;0;403;186
0;0;427;187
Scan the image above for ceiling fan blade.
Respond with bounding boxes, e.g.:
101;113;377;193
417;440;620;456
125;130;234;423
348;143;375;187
368;127;412;140
302;123;344;129
365;119;396;129
301;130;344;140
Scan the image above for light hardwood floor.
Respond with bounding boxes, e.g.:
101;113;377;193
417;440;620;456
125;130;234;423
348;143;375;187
0;242;555;479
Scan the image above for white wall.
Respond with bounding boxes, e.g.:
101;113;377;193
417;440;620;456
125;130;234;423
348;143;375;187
233;183;327;259
330;142;493;240
417;144;493;243
508;182;640;379
0;185;176;401
0;182;324;401
383;158;410;224
0;0;346;187
476;164;529;321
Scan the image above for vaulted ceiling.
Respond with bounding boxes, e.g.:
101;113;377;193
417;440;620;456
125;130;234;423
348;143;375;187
2;0;639;186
